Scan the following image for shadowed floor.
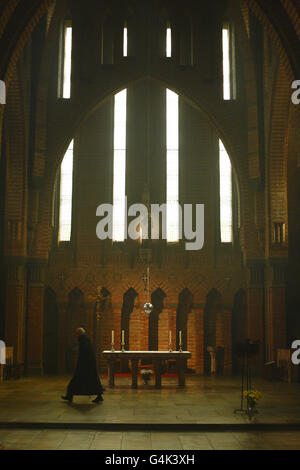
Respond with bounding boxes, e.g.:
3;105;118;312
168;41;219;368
0;375;300;449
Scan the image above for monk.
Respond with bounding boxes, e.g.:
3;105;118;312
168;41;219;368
61;328;104;403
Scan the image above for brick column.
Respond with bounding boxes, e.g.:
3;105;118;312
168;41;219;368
187;309;204;373
246;260;265;373
57;299;67;374
26;261;46;375
265;260;288;361
158;309;170;351
129;306;148;351
5;259;26;372
223;309;232;375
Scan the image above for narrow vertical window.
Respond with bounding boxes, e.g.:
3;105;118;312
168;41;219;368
113;89;127;242
166;27;172;57
219;140;232;243
166;89;179;242
222;23;236;100
59;140;74;242
59;21;72;99
222;24;230;100
123;26;128;57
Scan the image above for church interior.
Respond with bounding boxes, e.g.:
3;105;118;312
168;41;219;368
0;0;300;451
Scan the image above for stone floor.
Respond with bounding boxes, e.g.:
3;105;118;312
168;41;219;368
1;429;300;450
0;374;300;449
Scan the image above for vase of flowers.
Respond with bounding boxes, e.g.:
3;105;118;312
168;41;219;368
243;390;262;418
140;369;153;385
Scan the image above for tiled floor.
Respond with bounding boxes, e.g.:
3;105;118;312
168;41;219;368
0;375;300;449
0;374;299;425
0;429;300;450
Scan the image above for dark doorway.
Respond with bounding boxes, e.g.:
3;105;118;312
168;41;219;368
121;287;138;371
232;289;247;374
204;288;222;375
176;288;193;371
148;288;166;351
66;287;86;373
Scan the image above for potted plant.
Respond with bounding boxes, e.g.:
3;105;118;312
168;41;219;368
140;369;153;385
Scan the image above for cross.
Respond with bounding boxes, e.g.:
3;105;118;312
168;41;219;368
142;273;148;291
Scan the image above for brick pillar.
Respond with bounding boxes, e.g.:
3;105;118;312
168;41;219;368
57;299;67;374
223;309;232;375
129;306;148;351
247;260;265;373
187;309;204;373
5;260;26;372
168;310;176;352
112;308;121;349
266;260;287;361
99;301;113;372
26;261;46;375
158;309;170;350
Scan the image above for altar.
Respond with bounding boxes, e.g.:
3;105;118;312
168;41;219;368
102;350;192;389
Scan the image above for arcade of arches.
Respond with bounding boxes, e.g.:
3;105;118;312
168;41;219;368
0;0;300;385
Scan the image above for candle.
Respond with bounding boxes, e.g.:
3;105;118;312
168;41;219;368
179;330;182;346
111;330;114;343
122;330;125;344
169;331;172;343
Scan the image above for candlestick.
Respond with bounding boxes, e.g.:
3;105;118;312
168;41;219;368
169;330;172;353
121;330;125;352
111;330;115;352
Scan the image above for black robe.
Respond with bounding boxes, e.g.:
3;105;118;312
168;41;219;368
67;334;104;397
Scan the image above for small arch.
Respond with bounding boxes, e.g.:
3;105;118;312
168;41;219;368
96;287;112;313
148;288;167;351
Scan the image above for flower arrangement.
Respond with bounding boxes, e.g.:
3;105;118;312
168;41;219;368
243;390;262;406
243;390;262;417
140;369;153;377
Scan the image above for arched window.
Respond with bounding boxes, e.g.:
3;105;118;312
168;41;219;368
166;25;172;57
222;22;236;100
112;89;127;242
58;20;72;99
219;140;232;243
123;25;128;57
166;89;179;243
58;140;74;242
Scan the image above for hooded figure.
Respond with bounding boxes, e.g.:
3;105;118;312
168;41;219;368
62;328;104;403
